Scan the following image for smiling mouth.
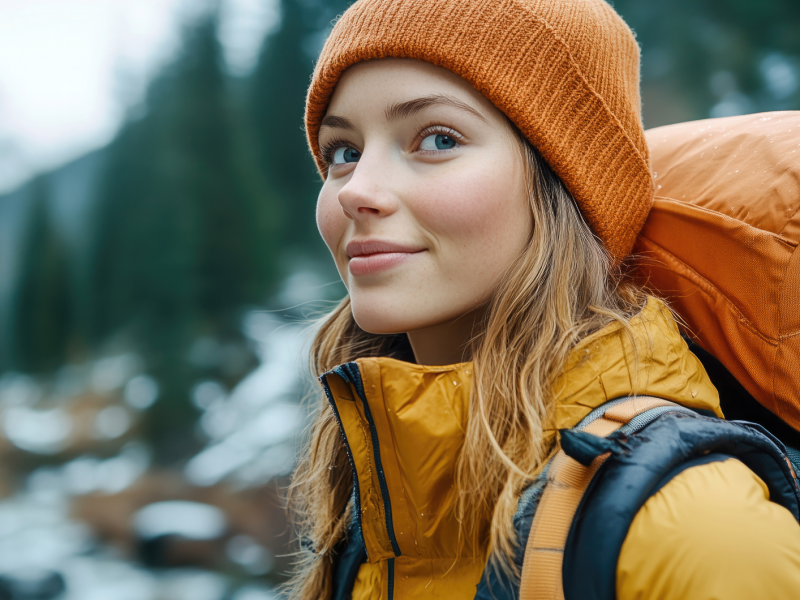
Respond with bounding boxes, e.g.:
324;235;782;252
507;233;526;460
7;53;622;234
346;240;425;276
348;251;424;276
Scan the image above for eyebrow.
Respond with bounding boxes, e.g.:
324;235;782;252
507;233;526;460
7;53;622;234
385;94;488;123
319;94;488;131
319;115;355;130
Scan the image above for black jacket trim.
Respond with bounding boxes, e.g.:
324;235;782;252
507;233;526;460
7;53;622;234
331;514;367;600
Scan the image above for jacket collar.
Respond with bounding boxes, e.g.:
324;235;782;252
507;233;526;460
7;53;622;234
320;296;721;564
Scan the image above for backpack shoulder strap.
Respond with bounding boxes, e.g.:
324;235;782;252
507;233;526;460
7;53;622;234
518;396;681;600
562;410;800;600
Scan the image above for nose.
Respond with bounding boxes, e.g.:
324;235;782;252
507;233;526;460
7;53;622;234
336;149;399;221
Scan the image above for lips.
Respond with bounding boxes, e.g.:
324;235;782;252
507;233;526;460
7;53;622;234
346;239;425;276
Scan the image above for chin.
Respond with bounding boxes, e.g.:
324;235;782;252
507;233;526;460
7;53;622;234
351;307;415;335
349;294;431;335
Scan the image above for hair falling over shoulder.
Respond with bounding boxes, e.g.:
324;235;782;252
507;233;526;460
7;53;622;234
284;131;647;599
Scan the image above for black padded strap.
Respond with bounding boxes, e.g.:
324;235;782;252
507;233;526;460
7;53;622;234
649;452;732;497
562;413;800;600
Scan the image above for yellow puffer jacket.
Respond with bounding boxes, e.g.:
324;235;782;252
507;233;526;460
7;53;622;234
323;297;800;599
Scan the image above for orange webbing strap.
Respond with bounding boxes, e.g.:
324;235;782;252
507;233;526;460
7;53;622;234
518;396;677;600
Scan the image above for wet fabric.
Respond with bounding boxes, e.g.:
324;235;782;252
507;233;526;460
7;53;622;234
618;458;800;599
322;297;800;599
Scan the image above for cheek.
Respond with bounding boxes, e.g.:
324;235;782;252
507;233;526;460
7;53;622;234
411;156;530;271
316;186;348;260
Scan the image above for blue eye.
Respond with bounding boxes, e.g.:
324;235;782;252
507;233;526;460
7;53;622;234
333;147;361;164
420;133;458;151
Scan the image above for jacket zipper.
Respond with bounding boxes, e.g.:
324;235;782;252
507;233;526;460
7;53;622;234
321;362;402;597
321;371;367;560
387;557;395;600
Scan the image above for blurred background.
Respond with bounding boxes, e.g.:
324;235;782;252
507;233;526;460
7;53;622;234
0;0;797;598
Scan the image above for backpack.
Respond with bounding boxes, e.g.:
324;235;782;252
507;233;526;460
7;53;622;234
502;111;800;600
632;111;800;440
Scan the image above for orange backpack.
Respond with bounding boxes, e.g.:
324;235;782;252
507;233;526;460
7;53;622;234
634;111;800;434
509;113;800;600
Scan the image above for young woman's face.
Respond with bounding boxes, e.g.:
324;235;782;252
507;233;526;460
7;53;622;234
316;58;532;339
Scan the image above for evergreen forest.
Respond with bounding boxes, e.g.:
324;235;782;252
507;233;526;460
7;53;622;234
1;0;799;463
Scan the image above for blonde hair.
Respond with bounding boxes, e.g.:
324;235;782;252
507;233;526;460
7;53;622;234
286;126;646;598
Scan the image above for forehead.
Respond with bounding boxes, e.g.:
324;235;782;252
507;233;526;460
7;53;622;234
326;58;504;123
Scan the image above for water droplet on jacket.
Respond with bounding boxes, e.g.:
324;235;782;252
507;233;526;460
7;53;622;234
692;390;698;398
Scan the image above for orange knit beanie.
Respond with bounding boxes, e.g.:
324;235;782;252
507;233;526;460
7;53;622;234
305;0;654;260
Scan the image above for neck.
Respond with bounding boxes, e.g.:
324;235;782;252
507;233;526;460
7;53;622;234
406;306;486;366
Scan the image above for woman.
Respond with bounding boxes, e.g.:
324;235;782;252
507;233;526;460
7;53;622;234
289;0;800;598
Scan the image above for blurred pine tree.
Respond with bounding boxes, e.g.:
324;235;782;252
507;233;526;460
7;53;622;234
249;0;354;264
11;177;73;374
89;12;267;459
